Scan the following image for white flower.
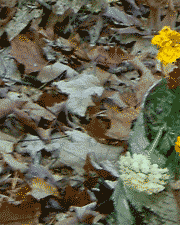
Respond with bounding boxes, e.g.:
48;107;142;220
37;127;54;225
148;174;162;182
131;179;140;186
147;183;165;194
119;152;170;195
119;153;132;167
137;173;146;182
131;161;139;172
152;164;158;168
140;163;150;174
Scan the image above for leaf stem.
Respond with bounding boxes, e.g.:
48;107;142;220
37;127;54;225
147;122;167;157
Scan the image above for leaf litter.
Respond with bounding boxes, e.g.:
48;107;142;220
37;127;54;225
0;0;179;224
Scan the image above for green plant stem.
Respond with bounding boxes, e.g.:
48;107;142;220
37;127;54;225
147;122;167;158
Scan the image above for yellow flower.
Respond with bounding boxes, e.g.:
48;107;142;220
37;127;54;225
151;26;180;66
159;26;172;36
151;35;170;48
175;136;180;146
175;136;180;155
157;47;180;65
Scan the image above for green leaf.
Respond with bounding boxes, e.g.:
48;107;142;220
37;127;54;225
159;133;171;154
143;78;179;156
148;150;167;168
113;177;135;225
124;184;167;212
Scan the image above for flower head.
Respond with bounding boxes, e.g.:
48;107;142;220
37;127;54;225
119;152;170;195
175;136;180;156
151;26;180;65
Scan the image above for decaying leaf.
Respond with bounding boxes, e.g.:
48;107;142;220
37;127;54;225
0;0;180;224
2;152;28;173
30;177;59;199
0;195;41;224
10;34;48;74
37;61;78;83
53;73;103;117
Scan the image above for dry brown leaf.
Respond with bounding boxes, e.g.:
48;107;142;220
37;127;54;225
13;108;38;131
0;140;15;153
159;6;177;31
105;92;129;109
105;118;131;140
0;0;17;7
93;67;121;86
37;62;70;83
46;102;66;117
68;34;88;60
0;195;41;224
10;34;48;74
36;127;53;144
128;57;161;104
30;16;55;42
166;67;180;89
83;153;118;181
106;105;140;123
22;101;56;127
120;91;137;107
68;33;97;61
0;78;5;86
136;0;177;30
73;209;99;224
64;185;92;207
82;116;111;142
74;15;101;31
37;90;68;108
14;183;31;201
13;104;55;143
40;8;73;40
0;131;17;142
0;99;26;120
103;102;140;140
0;7;16;27
94;46;134;68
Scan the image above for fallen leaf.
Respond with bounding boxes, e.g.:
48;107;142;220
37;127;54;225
0;0;17;7
128;56;161;104
37;61;78;83
0;195;41;224
64;185;92;207
0;99;27;120
30;177;59;199
0;7;16;27
2;152;28;173
10;34;48;74
105;118;132;140
22;101;56;128
119;91;137;107
57;130;124;175
53;73;103;117
94;45;133;68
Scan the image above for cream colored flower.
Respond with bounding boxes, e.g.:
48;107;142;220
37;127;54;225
119;152;170;195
